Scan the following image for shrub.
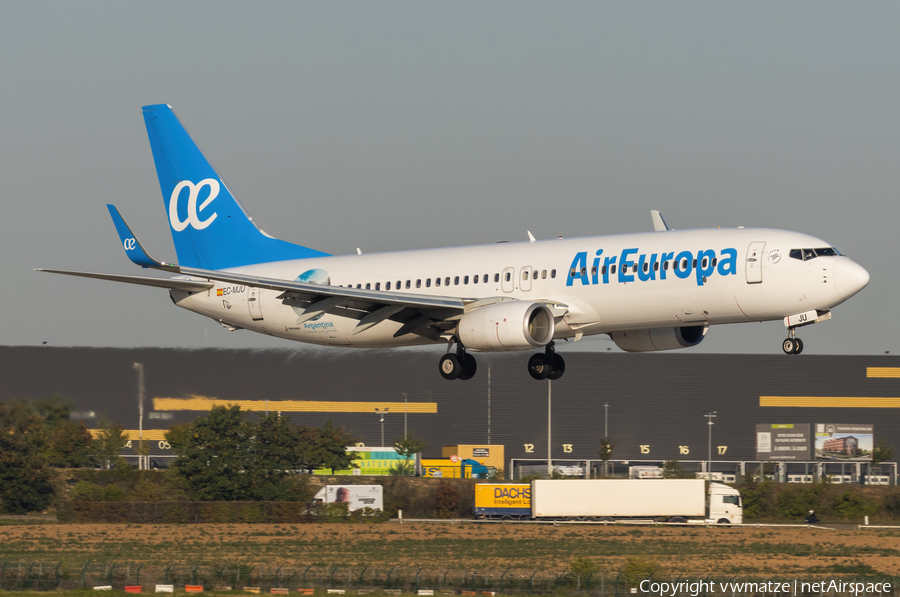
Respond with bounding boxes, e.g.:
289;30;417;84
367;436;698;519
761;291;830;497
240;503;266;523
434;481;461;518
833;491;877;518
69;481;105;502
102;484;126;501
619;557;663;587
126;477;169;501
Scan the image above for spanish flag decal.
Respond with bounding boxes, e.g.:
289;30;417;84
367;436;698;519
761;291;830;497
216;289;224;296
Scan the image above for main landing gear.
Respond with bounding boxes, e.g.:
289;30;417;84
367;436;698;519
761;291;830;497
782;328;804;355
527;341;566;380
439;338;477;380
438;339;567;381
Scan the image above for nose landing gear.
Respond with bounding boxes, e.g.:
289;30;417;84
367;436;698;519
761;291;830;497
528;342;566;380
439;337;477;380
782;328;804;355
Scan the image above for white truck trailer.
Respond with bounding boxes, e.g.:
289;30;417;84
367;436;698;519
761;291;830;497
311;485;383;512
531;479;742;524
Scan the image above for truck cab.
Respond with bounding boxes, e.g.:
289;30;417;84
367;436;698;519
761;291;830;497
708;483;742;524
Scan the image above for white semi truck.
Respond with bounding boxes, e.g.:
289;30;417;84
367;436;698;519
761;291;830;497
475;479;742;524
531;479;742;524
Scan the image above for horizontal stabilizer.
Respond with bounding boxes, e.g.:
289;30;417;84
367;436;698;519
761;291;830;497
36;269;213;292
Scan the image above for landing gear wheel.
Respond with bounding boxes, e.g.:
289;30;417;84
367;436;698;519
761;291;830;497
792;338;804;354
782;338;796;355
548;353;566;380
528;353;552;380
459;353;478;380
439;354;462;380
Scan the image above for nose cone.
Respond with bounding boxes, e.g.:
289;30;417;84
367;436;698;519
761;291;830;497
833;258;870;299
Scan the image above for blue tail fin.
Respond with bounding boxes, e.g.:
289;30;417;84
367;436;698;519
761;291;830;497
142;104;329;270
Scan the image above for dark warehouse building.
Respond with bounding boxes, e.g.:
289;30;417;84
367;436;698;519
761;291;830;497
1;346;897;482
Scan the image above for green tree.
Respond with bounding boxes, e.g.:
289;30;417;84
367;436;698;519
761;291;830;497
619;557;663;588
569;558;598;590
46;421;93;467
867;440;895;484
7;398;93;468
252;413;307;499
0;402;58;514
598;437;614;476
872;440;894;465
93;416;128;469
305;420;359;474
393;432;427;476
33;398;72;425
168;406;318;500
168;405;262;500
662;460;692;479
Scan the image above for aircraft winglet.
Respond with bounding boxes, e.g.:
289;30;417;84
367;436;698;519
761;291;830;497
651;210;670;232
107;205;173;269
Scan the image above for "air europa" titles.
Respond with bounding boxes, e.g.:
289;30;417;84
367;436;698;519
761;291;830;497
567;247;739;287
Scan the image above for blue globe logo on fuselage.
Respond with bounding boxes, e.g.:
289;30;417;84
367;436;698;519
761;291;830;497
296;268;331;286
293;269;331;321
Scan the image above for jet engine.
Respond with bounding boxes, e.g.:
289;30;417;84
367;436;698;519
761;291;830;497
611;325;707;352
458;301;555;352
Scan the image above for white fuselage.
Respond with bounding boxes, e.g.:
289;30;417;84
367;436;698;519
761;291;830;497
171;227;868;350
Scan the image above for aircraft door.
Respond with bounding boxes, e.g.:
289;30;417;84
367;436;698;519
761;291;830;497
745;241;766;284
248;287;264;320
501;267;515;293
520;266;533;291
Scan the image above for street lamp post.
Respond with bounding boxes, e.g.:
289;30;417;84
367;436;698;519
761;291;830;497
704;411;717;481
547;379;552;476
376;408;389;446
132;362;145;470
604;403;609;439
604;402;609;477
401;393;407;439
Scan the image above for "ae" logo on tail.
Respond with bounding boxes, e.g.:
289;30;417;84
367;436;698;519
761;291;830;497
169;179;219;231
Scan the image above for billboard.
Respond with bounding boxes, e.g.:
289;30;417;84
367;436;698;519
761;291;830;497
815;424;874;461
756;424;811;460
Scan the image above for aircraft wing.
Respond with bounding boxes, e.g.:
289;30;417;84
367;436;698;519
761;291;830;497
37;264;466;338
36;269;214;292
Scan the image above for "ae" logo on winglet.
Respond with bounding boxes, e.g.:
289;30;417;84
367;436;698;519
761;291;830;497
169;179;219;232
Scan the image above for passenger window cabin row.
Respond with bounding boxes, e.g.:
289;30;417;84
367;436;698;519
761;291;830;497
342;269;558;292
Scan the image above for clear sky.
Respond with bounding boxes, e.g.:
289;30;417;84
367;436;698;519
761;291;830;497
3;2;897;355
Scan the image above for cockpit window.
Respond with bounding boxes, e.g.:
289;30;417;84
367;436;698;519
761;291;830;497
790;247;842;261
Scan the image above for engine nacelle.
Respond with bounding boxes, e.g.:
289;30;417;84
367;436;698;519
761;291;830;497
611;325;707;352
458;301;555;352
